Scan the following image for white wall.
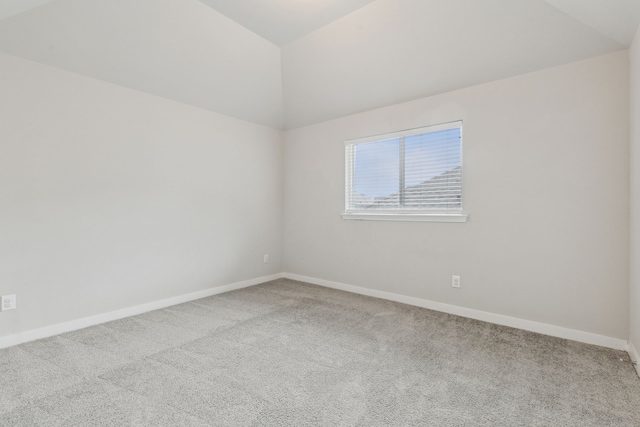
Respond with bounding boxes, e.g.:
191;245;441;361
284;51;630;340
630;27;640;357
0;53;283;339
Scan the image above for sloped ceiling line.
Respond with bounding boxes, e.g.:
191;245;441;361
0;0;637;130
544;0;640;47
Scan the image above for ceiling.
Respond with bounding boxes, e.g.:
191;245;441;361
544;0;640;46
196;0;377;47
0;0;638;129
0;0;56;21
201;0;640;48
0;0;284;128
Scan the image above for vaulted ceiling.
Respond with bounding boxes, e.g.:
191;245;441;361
0;0;638;129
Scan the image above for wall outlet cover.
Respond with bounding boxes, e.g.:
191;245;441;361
1;294;16;311
452;276;461;288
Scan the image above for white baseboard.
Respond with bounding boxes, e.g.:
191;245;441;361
628;341;640;377
0;273;283;349
1;271;629;353
283;272;628;351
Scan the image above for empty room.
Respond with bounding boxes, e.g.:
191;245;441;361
2;0;640;425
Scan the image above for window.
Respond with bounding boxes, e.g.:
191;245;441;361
343;120;467;222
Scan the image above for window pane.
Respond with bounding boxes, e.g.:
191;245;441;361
353;138;399;209
403;128;461;210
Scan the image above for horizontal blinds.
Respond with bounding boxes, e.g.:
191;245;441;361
346;122;462;213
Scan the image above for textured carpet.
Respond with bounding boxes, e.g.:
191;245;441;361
1;278;639;426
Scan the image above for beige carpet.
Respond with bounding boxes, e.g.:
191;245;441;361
1;278;639;426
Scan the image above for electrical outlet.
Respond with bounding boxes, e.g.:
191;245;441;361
1;294;16;311
263;254;270;263
452;275;461;288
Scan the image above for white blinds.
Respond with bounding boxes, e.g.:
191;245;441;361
345;121;462;214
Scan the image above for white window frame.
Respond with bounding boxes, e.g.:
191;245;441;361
342;120;467;223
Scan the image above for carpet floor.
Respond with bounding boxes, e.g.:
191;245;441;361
1;278;639;426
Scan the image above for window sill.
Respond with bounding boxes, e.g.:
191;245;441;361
341;213;468;223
